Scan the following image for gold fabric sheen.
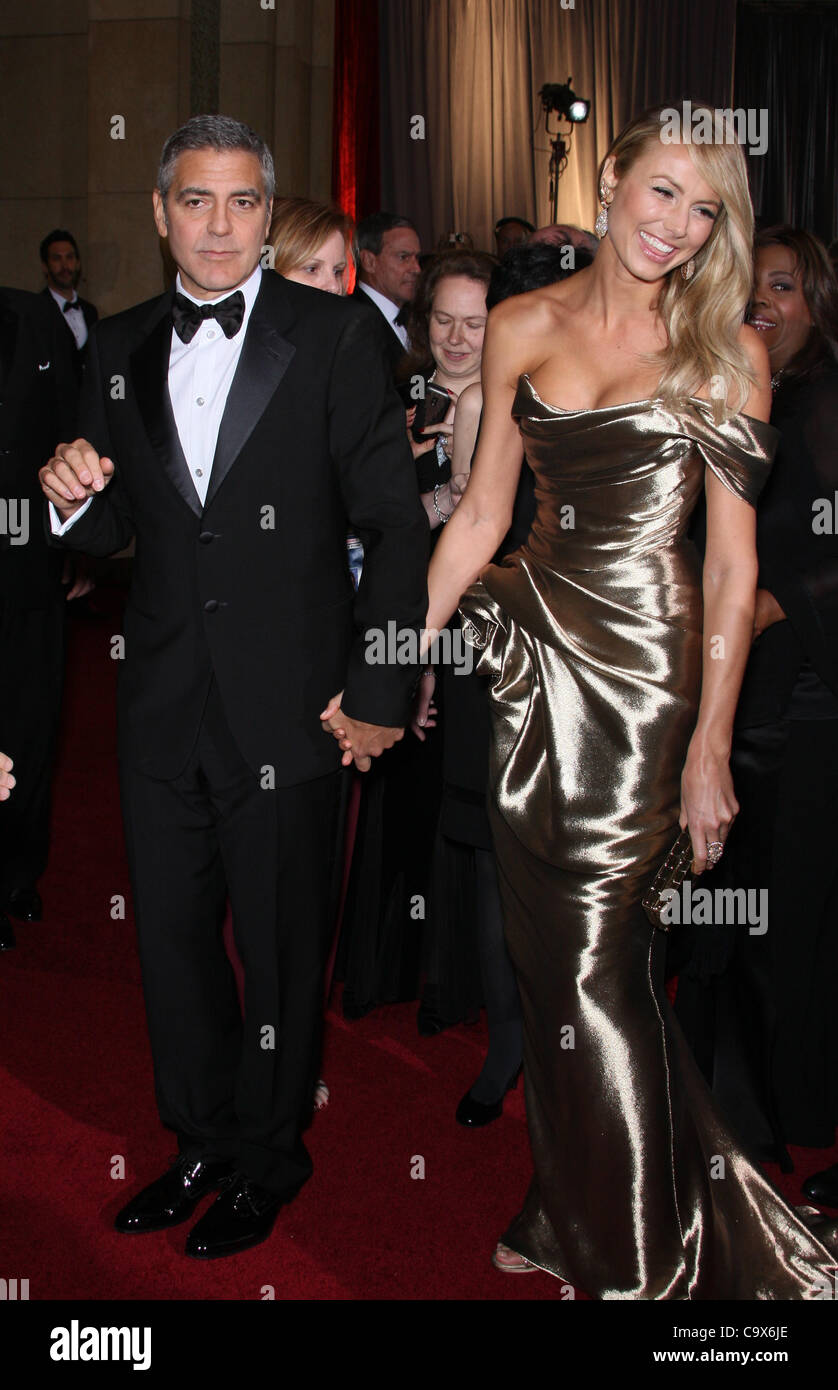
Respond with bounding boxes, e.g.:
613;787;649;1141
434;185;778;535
458;373;838;1299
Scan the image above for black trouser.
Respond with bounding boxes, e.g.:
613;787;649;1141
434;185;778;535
118;678;345;1196
0;597;65;910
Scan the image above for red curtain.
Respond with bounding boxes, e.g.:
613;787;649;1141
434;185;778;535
331;0;381;227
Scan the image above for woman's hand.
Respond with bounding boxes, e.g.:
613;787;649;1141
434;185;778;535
753;587;786;641
405;407;451;462
411;670;437;741
679;739;739;875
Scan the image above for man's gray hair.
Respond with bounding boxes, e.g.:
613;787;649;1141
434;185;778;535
157;114;275;203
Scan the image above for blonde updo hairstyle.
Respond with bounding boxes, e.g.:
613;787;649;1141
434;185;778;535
269;197;354;286
599;103;757;418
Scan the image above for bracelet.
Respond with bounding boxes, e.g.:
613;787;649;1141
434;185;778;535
433;481;452;524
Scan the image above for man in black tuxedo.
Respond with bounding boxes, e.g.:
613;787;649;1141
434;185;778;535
40;229;98;384
40;115;428;1259
353;212;421;374
0;288;76;951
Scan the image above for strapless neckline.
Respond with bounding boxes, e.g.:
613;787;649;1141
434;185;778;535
518;371;759;426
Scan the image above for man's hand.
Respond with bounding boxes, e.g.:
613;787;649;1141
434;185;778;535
0;752;15;801
40;438;115;520
320;691;404;772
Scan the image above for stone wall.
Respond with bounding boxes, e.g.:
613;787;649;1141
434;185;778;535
0;0;335;315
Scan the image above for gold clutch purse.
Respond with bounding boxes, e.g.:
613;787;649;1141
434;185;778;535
642;828;693;931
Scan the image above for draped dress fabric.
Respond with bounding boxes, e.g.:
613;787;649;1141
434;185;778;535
457;372;838;1299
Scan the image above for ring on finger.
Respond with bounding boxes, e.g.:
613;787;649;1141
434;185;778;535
705;840;724;867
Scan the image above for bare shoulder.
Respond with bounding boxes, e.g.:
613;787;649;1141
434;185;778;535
738;322;771;383
486;272;585;372
455;380;483;424
737;323;772;421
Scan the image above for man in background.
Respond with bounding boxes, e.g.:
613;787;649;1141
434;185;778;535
353;212;421;370
493;216;534;258
0;287;76;950
40;229;98;383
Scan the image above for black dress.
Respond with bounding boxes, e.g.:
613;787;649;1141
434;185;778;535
674;360;838;1158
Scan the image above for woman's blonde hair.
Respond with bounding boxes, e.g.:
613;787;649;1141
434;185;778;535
269;197;354;280
599;103;757;417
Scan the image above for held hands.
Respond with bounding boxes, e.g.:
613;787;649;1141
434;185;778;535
679;740;739;875
320;692;404;773
40;439;115;520
0;751;15;801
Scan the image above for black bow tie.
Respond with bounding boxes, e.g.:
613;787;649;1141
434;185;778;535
172;290;245;344
394;303;411;328
63;300;81;314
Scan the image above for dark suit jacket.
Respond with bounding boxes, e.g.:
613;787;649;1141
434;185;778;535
49;271;429;785
737;360;838;723
0;288;76;607
41;287;98;382
351;283;407;377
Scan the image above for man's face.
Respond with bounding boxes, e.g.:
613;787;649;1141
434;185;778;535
43;241;81;295
153;148;272;299
495;221;530;258
360;227;421;305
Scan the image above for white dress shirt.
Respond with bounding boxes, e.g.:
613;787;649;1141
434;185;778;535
50;264;262;536
356;281;408;349
49;285;88;350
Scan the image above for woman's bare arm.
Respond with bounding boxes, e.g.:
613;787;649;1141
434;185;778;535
680;326;772;870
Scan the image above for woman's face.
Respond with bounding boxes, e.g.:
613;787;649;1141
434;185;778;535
749;244;813;372
602;142;720;283
284;228;347;295
428;275;488;382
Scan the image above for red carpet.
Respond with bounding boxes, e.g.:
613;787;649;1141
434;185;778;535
1;588;836;1302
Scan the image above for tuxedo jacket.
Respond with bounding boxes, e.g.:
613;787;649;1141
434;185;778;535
351;284;407;377
40;287;97;383
0;287;76;607
50;271;429;785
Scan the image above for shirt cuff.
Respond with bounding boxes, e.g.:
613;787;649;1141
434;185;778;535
49;497;93;535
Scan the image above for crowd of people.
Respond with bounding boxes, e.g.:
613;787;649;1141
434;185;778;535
2;103;838;1293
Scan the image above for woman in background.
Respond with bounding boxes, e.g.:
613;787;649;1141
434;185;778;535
675;227;838;1188
336;252;494;1030
414;242;593;1125
269;196;352;294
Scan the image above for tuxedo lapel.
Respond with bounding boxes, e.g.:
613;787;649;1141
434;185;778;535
204;276;296;509
129;299;202;518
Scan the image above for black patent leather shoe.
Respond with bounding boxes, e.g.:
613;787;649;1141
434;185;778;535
456;1089;503;1126
185;1175;286;1259
802;1163;838;1208
114;1154;237;1233
456;1066;521;1127
8;888;42;922
0;914;16;951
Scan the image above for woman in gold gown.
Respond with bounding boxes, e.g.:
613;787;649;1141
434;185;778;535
324;105;838;1298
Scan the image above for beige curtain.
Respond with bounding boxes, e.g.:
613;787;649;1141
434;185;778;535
380;0;736;254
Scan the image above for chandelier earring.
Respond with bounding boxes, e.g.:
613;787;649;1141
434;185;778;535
681;257;695;281
595;182;613;240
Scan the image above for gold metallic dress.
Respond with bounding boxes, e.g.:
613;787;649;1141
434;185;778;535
458;373;838;1299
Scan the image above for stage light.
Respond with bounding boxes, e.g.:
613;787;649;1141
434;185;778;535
539;79;590;124
535;78;592;224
